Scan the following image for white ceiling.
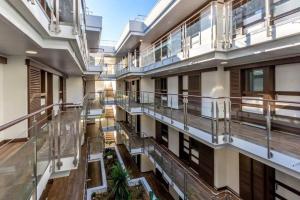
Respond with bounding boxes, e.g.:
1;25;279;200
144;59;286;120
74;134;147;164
0;15;82;75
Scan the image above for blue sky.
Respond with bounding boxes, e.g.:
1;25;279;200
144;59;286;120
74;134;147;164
86;0;157;44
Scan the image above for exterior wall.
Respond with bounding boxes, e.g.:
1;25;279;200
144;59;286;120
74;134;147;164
214;148;239;194
66;76;83;104
276;170;300;200
275;63;300;117
168;126;179;156
95;81;116;92
116;107;126;122
141;115;155;138
0;56;28;140
0;63;4;125
53;75;60;114
140;154;155;172
167;76;178;108
140;78;155;103
201;67;229;117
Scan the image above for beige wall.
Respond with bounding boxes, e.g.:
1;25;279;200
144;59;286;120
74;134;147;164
0;63;4;125
53;75;60;114
168;126;179;156
214;148;239;194
0;56;28;140
140;154;155;172
66;76;84;104
141;115;155;138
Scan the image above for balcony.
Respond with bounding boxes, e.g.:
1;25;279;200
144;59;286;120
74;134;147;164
115;0;300;78
5;0;93;73
114;121;240;199
0;103;88;200
101;90;300;176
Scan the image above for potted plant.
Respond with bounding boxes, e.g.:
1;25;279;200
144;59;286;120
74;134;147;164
111;163;131;200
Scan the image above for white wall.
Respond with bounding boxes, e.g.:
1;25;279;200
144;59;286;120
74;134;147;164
141;115;155;138
0;56;28;140
53;75;60;114
95;81;116;92
0;63;4;125
66;76;83;104
167;76;179;108
168;126;179;156
140;77;155;103
276;170;300;200
275;63;300;117
214;148;239;194
201;67;229;117
140;154;155;172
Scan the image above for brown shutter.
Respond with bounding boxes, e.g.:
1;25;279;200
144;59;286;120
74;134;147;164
230;69;242;114
28;66;42;129
188;75;201;115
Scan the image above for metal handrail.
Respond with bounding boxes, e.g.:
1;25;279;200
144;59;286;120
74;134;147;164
146;137;234;198
0;103;80;132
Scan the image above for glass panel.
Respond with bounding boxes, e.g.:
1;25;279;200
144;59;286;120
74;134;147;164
271;0;300;19
0;140;35;200
171;29;182;56
249;69;264;92
232;0;265;34
155;43;161;62
60;0;73;24
200;8;212;45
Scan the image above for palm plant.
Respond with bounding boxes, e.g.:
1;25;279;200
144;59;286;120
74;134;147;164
111;163;131;200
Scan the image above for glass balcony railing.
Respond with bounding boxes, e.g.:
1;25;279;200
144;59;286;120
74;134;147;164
116;122;145;153
0;98;90;200
114;0;300;77
114;123;239;200
100;90;300;164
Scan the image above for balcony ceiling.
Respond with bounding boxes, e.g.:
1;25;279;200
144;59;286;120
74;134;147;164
86;15;102;49
0;14;83;75
143;0;207;43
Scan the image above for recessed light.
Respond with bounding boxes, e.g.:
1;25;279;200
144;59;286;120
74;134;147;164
220;61;228;65
26;50;38;55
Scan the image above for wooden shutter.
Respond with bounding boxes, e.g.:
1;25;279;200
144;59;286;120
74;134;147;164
28;66;42;130
230;69;242;115
239;153;275;200
188;75;201;115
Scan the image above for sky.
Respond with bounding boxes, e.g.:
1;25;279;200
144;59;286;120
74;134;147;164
86;0;157;45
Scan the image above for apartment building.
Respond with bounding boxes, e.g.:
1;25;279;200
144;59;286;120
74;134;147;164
1;0;300;200
99;0;300;200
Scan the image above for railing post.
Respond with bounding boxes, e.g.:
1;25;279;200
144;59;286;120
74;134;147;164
72;0;78;34
154;94;156;117
184;173;188;200
183;96;188;130
51;109;56;173
72;121;78;167
32;116;38;200
266;101;273;159
171;96;173;124
56;109;63;170
223;100;227;142
211;101;215;143
55;0;60;33
215;101;219;144
265;0;272;37
228;100;233;143
147;93;150;114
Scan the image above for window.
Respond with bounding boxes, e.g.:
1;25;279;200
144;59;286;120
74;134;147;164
249;69;264;92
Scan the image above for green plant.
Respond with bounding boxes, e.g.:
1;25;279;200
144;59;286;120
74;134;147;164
111;163;131;200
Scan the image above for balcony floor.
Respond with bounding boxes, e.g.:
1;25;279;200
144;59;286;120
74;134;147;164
41;122;101;200
147;105;300;159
